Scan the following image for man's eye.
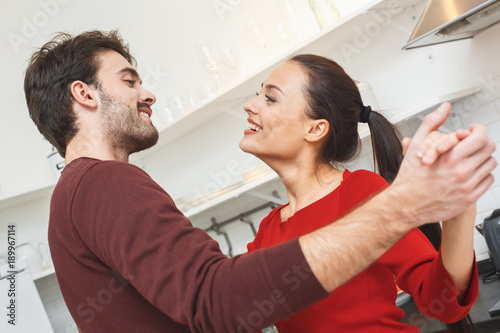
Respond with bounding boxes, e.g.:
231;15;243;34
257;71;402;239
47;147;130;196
125;80;136;86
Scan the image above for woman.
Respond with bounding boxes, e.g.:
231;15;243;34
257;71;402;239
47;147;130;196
241;54;478;332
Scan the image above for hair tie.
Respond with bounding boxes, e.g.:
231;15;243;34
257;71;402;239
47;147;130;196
359;105;371;123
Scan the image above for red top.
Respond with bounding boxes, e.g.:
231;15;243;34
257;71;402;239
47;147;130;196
49;158;328;332
247;169;479;333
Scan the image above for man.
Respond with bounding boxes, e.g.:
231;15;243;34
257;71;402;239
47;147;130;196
24;30;496;332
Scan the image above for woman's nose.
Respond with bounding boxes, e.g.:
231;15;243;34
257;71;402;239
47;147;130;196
243;96;258;115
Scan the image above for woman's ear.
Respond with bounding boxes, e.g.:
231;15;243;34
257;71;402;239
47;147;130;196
305;119;329;143
70;81;98;109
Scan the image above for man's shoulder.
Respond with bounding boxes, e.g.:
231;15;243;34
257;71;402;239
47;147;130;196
63;157;145;179
54;158;151;197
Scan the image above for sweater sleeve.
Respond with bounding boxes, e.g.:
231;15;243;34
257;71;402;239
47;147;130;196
379;230;479;323
340;170;478;323
71;162;328;332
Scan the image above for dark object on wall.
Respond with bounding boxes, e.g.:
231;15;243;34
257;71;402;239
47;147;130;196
476;208;500;282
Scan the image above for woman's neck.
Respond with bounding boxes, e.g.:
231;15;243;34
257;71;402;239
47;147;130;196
275;161;344;221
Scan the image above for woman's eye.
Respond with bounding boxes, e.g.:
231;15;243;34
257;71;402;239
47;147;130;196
265;94;276;103
255;90;275;103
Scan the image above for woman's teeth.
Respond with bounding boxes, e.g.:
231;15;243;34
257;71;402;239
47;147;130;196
248;122;262;132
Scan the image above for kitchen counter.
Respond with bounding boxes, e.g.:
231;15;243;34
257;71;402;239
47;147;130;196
399;260;500;332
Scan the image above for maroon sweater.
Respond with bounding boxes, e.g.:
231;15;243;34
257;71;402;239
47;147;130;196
49;158;327;332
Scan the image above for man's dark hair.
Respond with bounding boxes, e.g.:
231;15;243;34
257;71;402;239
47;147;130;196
24;30;135;157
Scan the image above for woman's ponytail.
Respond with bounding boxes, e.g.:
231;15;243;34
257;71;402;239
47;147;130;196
365;110;403;183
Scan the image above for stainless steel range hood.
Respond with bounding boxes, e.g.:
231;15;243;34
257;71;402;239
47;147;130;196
403;0;500;50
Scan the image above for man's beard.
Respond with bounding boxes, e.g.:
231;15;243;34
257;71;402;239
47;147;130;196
99;88;159;156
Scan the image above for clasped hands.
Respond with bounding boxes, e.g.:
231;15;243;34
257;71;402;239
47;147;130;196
394;102;496;226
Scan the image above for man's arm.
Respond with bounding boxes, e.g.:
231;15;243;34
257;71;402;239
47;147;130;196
299;102;496;292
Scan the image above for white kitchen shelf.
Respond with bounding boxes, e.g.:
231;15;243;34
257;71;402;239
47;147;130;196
183;171;280;218
0;181;56;212
32;266;55;281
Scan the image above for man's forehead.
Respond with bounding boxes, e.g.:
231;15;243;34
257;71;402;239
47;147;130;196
97;50;136;75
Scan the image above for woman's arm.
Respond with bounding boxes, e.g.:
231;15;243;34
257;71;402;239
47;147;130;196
441;204;477;299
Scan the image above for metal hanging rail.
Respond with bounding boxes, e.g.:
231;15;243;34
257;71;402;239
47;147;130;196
204;201;278;257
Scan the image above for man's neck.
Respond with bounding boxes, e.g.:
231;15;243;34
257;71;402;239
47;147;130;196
65;134;129;165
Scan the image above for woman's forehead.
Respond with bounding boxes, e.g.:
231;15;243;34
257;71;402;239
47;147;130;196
265;61;308;92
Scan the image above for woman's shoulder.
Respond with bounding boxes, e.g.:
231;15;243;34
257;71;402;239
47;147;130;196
247;205;285;252
344;169;387;188
339;169;389;207
263;205;286;225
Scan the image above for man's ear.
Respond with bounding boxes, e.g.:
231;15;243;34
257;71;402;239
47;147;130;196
70;81;98;109
305;119;329;143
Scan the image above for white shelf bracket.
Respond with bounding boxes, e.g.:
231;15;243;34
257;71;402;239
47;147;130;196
240;217;257;237
449;110;465;130
210;217;233;257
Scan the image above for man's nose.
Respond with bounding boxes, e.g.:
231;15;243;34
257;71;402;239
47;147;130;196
141;87;156;106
